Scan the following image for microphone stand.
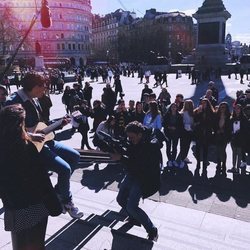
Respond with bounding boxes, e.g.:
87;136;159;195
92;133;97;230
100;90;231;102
0;10;41;82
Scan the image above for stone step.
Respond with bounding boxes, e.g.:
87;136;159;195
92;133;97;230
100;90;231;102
45;182;250;250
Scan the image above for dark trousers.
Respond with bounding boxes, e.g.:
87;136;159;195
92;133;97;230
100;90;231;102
216;143;227;163
11;216;48;250
78;125;91;149
166;136;179;161
195;141;209;169
117;175;154;233
178;131;192;161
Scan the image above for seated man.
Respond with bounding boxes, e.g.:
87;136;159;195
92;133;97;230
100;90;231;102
6;73;83;219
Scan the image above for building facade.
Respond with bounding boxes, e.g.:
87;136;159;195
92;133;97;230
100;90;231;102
119;9;194;64
92;9;136;63
0;0;92;67
92;8;194;64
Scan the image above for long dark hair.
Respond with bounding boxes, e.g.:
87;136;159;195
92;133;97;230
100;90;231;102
0;104;27;151
216;102;231;119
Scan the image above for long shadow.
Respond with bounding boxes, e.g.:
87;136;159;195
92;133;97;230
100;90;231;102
160;165;250;210
111;230;153;250
81;163;125;192
189;77;234;108
45;209;153;249
160;168;193;197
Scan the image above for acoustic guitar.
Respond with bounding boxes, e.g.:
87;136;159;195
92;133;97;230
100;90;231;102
27;118;66;152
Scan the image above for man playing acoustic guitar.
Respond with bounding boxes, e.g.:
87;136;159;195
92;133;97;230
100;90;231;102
6;73;83;219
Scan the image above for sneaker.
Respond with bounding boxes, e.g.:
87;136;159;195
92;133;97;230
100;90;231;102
184;157;192;164
240;162;247;168
179;161;185;169
167;161;173;167
147;227;158;241
173;160;179;167
63;201;83;219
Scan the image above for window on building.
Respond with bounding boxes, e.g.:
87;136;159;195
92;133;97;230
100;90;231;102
62;44;65;50
57;44;60;50
73;44;76;50
61;33;64;39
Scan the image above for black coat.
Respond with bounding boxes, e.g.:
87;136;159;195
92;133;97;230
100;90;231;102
0;142;60;213
121;139;161;198
162;112;183;139
214;114;231;145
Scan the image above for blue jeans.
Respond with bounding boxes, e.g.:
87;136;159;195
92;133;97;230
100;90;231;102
117;175;154;233
40;140;80;203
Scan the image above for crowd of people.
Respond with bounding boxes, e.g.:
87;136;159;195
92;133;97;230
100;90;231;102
0;66;250;247
57;70;250;177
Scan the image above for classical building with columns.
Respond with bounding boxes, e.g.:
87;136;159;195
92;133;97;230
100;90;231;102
0;0;92;67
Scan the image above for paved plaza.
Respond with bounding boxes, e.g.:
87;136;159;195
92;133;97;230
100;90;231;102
1;73;250;249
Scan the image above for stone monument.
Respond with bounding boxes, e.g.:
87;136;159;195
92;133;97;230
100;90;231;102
34;41;45;70
193;0;231;69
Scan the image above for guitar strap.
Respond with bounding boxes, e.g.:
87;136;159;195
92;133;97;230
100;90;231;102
30;98;43;122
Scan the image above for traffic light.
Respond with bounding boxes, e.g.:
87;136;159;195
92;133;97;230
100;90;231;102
40;0;51;28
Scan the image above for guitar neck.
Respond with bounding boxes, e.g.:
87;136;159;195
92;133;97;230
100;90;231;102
41;119;63;135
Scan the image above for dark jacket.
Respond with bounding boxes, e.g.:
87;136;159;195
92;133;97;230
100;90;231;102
214;114;231;145
0;142;60;214
121;139;161;198
230;116;245;147
194;111;215;143
162;112;183;139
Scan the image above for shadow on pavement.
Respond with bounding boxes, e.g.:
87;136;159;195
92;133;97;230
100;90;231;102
161;166;250;210
189;77;234;108
45;209;153;249
81;163;124;192
0;207;4;215
111;229;154;250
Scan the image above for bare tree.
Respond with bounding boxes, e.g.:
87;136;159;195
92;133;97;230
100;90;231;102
0;7;24;56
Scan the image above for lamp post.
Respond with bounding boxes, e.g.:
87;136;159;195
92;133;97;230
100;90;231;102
106;50;110;65
0;0;51;81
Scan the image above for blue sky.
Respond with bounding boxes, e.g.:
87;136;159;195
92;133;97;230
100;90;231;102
91;0;250;45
